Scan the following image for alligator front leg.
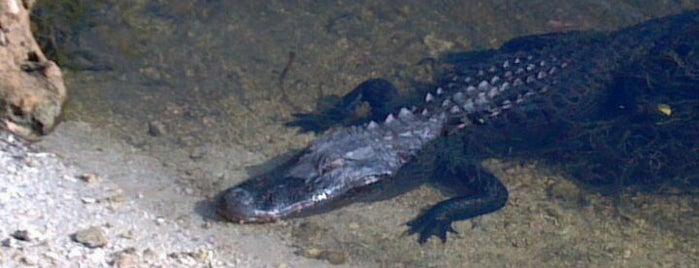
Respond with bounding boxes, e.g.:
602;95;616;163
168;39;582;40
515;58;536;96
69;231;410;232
286;78;400;132
407;164;509;244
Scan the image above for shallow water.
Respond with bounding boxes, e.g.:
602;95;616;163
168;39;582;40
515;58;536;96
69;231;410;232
34;1;699;266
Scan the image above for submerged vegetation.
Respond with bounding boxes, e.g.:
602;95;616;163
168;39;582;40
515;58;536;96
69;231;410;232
30;0;104;67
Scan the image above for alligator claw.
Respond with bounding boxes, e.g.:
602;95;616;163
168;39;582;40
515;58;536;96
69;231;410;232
406;210;459;244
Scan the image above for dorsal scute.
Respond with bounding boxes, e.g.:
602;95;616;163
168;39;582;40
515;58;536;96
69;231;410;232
384;113;396;124
398;107;416;121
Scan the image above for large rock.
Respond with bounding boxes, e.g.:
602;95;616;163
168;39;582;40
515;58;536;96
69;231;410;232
0;0;66;141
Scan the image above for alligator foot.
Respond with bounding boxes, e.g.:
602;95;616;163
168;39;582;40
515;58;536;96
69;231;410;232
406;202;460;244
406;165;509;244
286;78;400;132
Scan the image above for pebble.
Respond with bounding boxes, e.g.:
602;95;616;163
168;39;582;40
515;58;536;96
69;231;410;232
67;247;83;258
19;254;38;265
324;251;347;265
303;247;322;258
0;186;10;199
112;252;138;268
148;121;167;137
142;248;157;259
88;248;106;263
81;197;97;204
168;252;197;266
118;230;135;239
43;252;62;263
302;248;347;265
72;226;108;248
189;147;207;160
107;194;126;204
11;228;43;242
77;173;100;185
2;238;18;248
11;230;32;241
546;180;582;209
184;187;194;195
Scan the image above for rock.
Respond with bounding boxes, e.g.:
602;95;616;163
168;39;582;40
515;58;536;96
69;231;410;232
168;252;197;266
142;248;157;260
118;230;135;240
72;226;108;248
301;248;347;265
0;0;67;141
147;121;166;137
423;34;455;57
184;187;194;195
18;254;38;265
112;253;138;268
87;249;106;263
10;229;40;242
111;247;138;266
547;179;583;209
189;146;207;160
10;230;30;241
81;197;97;204
323;251;347;265
1;238;16;248
302;247;322;258
77;173;100;185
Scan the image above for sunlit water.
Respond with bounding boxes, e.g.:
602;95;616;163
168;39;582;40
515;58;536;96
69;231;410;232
33;1;699;266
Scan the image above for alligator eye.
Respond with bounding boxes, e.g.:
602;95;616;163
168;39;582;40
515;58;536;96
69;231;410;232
318;158;345;175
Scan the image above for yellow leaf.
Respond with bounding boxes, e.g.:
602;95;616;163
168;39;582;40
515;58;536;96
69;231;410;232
657;104;672;116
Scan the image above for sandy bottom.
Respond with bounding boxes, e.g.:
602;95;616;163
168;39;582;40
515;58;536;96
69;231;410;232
7;1;698;267
1;120;695;267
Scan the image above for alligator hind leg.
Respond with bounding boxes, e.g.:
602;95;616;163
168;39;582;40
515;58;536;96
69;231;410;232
286;78;400;132
407;163;509;244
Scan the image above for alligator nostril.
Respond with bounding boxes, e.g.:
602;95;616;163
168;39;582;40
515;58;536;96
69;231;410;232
226;188;253;204
218;188;257;222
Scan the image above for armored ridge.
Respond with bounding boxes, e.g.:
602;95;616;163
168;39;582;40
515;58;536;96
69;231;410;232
217;11;699;243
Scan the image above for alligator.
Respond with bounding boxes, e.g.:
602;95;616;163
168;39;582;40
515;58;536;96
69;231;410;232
217;11;699;243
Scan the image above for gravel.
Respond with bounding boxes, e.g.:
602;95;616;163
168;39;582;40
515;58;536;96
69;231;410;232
0;123;345;268
0;133;222;267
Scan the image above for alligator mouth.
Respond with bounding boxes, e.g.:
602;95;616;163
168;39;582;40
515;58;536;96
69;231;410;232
216;180;323;223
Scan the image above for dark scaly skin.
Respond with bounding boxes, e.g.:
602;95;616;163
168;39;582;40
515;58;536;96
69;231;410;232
217;11;699;243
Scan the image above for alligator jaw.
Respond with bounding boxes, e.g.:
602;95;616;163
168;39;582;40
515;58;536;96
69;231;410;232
217;187;279;223
217;171;369;223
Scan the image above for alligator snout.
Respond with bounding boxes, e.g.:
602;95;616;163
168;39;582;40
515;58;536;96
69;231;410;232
217;187;273;223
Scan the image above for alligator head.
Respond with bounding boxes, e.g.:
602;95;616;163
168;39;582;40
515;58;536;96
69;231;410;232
218;108;445;223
